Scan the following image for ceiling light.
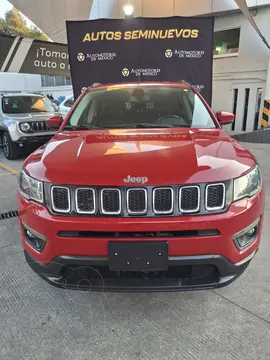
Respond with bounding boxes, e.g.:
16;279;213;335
123;4;134;17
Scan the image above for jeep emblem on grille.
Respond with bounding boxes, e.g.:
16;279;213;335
124;175;148;184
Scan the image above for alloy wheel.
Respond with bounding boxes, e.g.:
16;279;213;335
2;135;9;158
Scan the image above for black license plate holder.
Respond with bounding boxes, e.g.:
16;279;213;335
108;241;168;272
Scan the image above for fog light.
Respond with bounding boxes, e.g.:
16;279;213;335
20;122;31;132
23;224;46;252
233;218;260;250
26;230;36;239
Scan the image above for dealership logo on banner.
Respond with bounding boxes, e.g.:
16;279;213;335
78;52;117;62
77;53;85;61
165;49;205;59
122;68;130;76
122;68;161;77
165;49;173;58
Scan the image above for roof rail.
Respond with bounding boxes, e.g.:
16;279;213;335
90;83;102;88
178;80;192;86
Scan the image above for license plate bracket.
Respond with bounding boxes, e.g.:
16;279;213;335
108;241;168;272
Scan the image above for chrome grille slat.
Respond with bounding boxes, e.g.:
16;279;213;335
179;186;200;213
51;186;70;213
101;189;121;215
205;183;225;211
50;183;227;216
127;188;147;214
153;188;173;215
75;188;95;214
30;121;47;132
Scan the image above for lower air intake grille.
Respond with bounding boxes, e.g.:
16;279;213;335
180;186;200;213
51;186;70;213
206;184;225;210
101;189;121;215
62;264;219;281
153;188;173;214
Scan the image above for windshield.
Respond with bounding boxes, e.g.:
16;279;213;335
65;86;216;130
2;95;55;114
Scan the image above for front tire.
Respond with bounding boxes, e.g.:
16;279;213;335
2;132;22;160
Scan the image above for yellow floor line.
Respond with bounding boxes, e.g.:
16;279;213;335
0;173;17;177
0;162;19;175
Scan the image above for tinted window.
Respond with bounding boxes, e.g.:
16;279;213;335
66;86;216;129
64;98;74;108
2;96;55;114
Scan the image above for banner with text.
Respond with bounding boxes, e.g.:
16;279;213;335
66;17;214;104
0;34;70;76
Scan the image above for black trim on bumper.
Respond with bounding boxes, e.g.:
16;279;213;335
24;250;256;292
16;135;53;144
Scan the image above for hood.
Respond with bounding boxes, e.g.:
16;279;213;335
3;112;57;122
24;128;256;185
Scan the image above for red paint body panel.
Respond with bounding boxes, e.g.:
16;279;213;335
18;82;265;290
19;187;264;265
23;128;256;186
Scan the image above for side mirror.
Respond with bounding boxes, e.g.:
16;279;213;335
46;115;63;129
216;111;235;125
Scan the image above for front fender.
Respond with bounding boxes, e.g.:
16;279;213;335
0;116;20;141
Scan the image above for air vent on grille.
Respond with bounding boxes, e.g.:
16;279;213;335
153;188;173;214
127;188;147;214
76;188;95;214
180;186;200;213
101;189;121;215
51;186;70;213
206;183;225;211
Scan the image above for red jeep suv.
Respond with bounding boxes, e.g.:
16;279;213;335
18;82;265;291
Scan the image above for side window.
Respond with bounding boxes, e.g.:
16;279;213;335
69;93;92;126
214;28;240;56
64;98;74;108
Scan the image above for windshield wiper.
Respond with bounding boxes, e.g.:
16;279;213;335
64;124;104;131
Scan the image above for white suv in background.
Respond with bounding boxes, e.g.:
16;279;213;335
0;93;59;160
59;95;74;117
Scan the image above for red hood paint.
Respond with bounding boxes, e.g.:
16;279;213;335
24;128;256;186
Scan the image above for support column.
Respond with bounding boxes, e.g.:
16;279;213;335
261;58;270;127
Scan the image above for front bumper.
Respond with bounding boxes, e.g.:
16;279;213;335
16;134;54;145
24;249;257;292
19;187;264;291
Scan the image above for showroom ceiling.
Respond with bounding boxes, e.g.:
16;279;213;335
9;0;94;43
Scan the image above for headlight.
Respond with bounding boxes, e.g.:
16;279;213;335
233;165;262;201
19;170;44;203
19;122;31;132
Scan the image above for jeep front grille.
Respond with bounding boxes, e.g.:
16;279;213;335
127;188;147;214
180;186;200;213
30;121;47;132
205;183;225;211
75;188;95;214
51;186;70;213
153;188;173;214
50;183;228;217
101;189;121;215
